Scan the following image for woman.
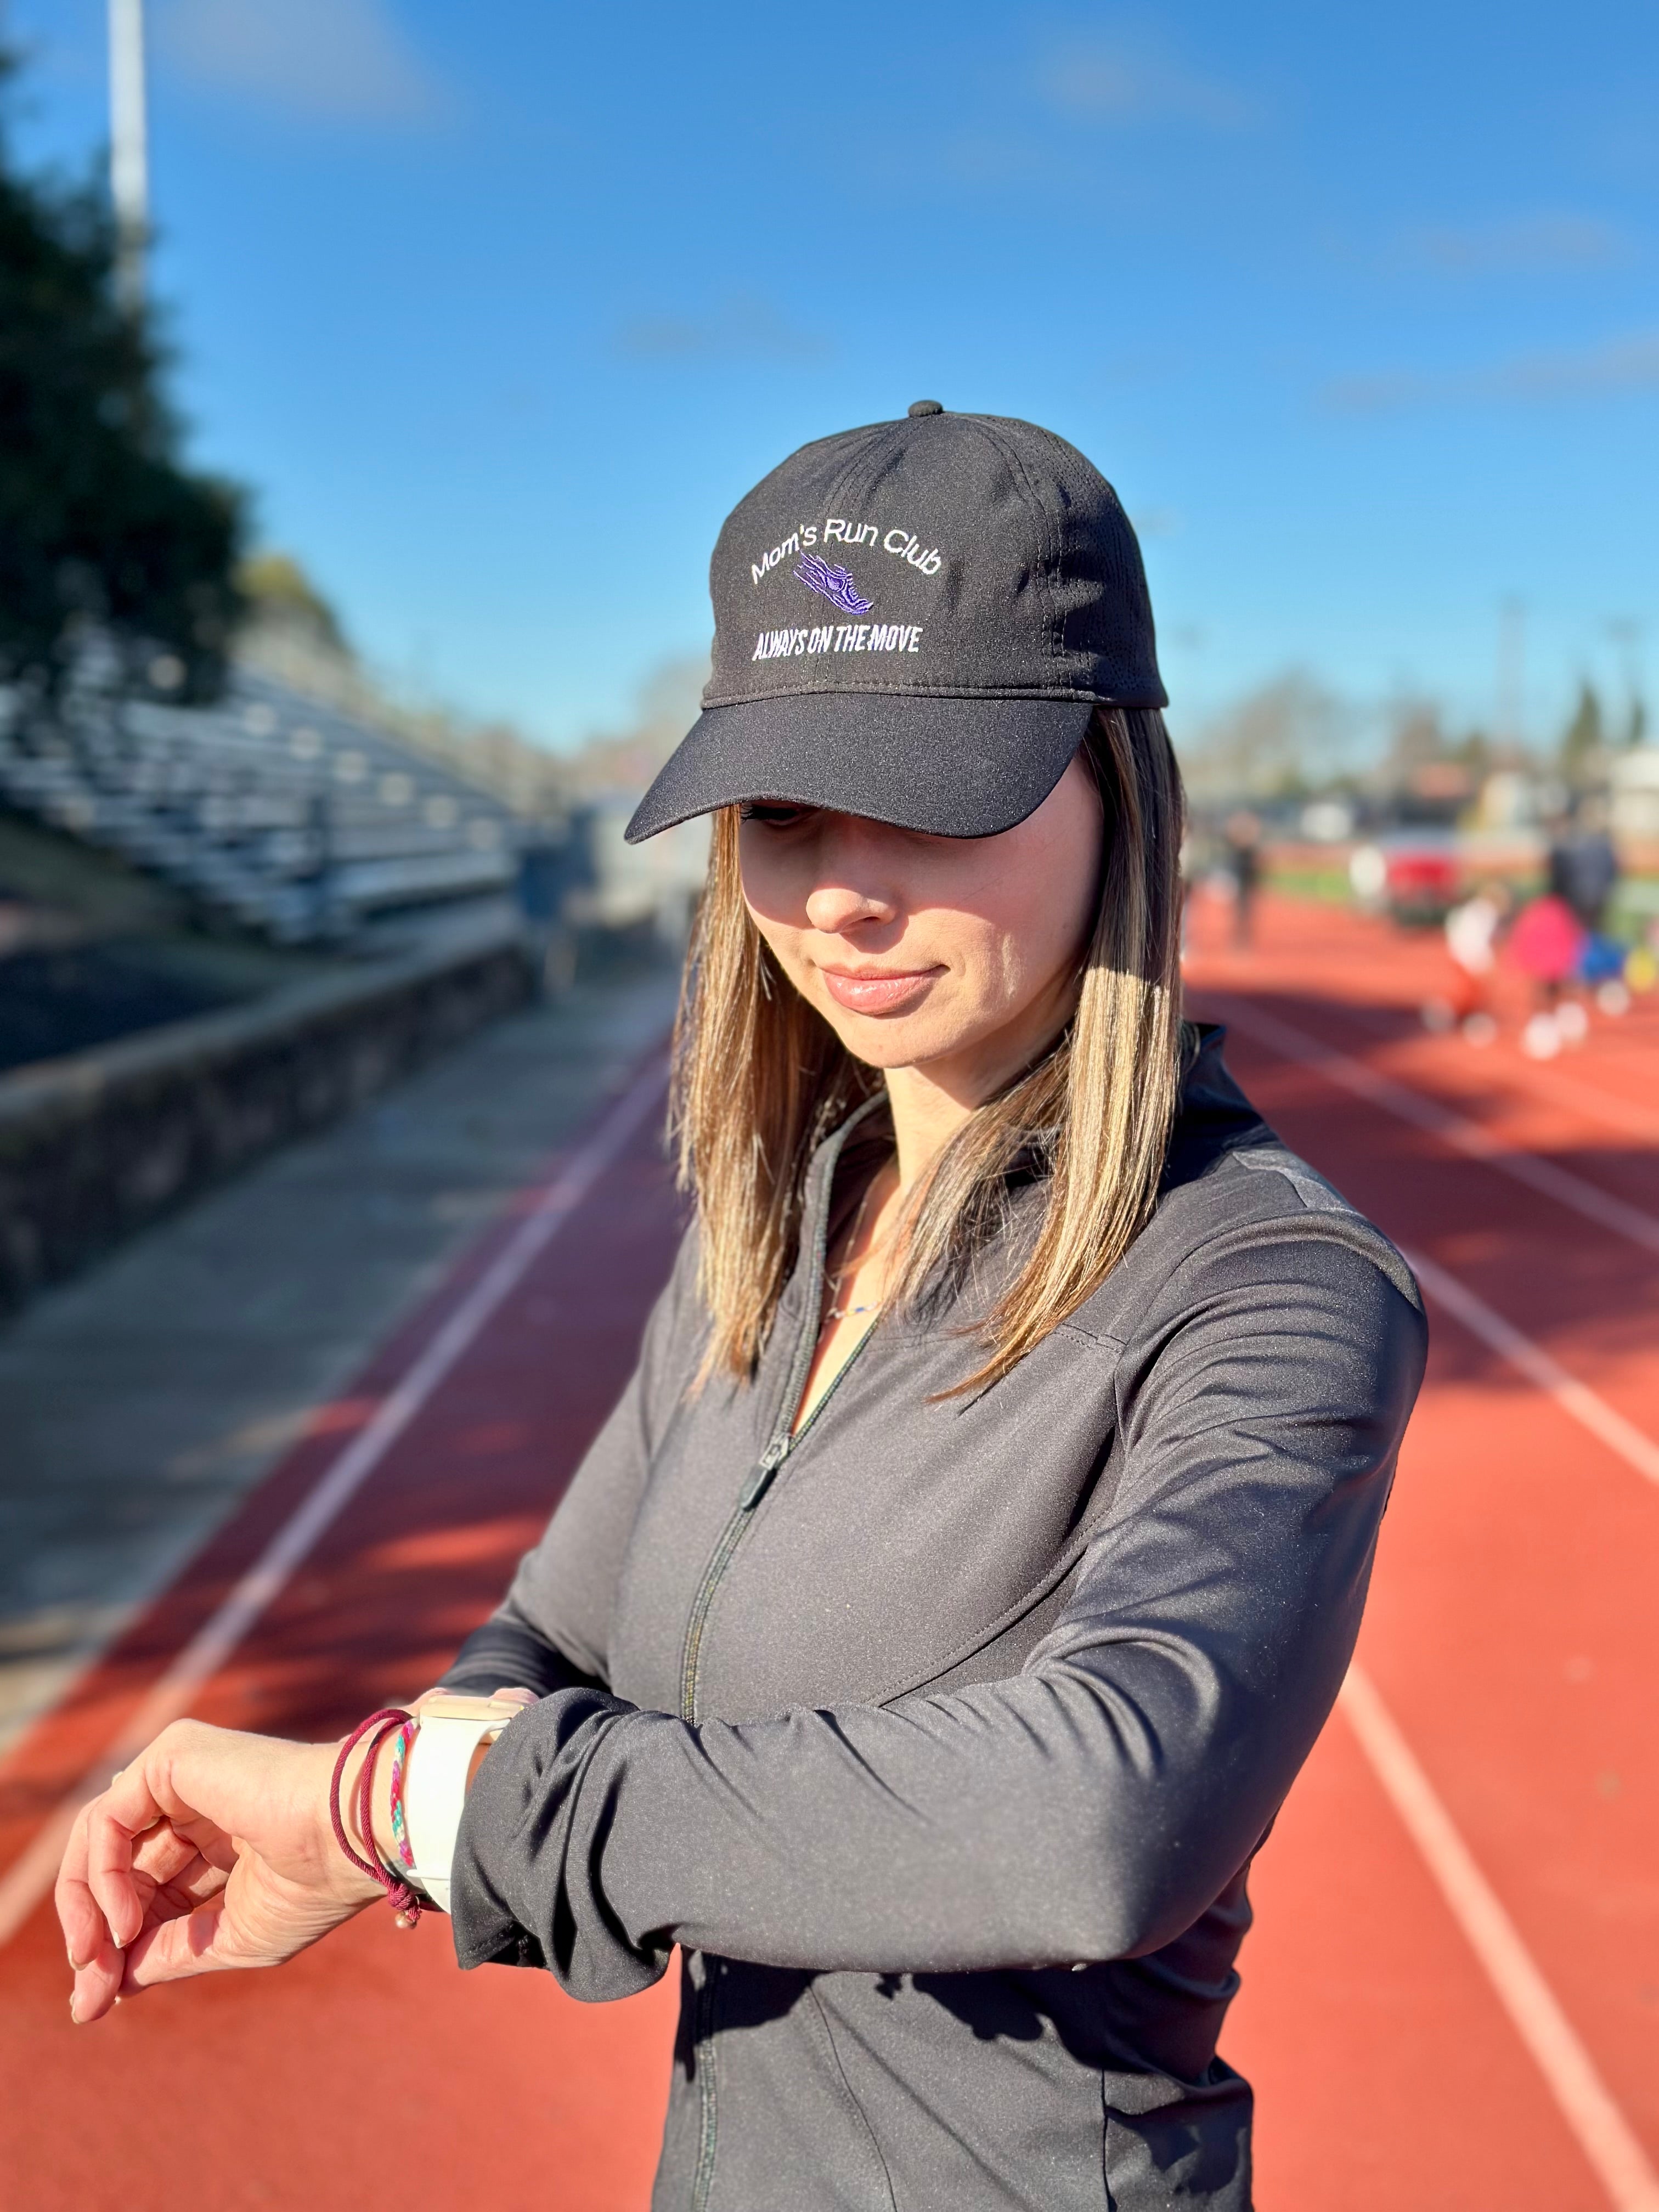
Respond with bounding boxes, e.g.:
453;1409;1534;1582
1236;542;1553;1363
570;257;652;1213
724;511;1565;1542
58;405;1425;2211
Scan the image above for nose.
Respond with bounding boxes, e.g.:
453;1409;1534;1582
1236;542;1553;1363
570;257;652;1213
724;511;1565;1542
802;820;900;934
804;876;896;935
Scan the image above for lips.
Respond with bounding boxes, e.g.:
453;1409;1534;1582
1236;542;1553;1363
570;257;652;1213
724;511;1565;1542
818;967;941;1015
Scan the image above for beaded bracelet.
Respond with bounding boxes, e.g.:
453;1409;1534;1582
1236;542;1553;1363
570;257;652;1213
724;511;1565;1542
328;1707;424;1929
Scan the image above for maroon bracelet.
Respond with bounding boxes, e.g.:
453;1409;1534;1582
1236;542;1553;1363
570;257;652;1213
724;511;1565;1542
329;1707;424;1929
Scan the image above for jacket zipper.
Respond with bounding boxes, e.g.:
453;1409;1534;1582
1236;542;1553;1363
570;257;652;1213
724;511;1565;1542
676;1327;872;1723
680;1106;885;2212
680;1339;872;2212
676;1114;881;1727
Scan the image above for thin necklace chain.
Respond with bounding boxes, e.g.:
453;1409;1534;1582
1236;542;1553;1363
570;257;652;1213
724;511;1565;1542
822;1162;894;1326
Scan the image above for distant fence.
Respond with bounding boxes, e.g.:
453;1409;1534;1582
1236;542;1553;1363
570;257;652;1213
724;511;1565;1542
1253;835;1659;894
0;920;533;1314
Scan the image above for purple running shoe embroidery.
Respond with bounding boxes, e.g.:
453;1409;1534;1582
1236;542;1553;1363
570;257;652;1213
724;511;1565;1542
794;552;872;617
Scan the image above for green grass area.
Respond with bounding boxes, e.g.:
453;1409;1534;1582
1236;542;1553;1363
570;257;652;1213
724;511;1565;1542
1262;864;1354;903
1259;860;1659;942
1610;876;1659;941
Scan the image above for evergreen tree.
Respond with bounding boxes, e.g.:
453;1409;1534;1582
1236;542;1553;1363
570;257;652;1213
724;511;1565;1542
1558;680;1604;788
0;50;245;718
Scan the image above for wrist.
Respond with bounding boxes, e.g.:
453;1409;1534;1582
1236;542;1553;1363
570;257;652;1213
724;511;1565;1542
398;1690;533;1913
332;1730;397;1900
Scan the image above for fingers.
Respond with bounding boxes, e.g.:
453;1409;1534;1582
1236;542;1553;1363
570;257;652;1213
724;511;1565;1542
69;1934;126;2025
64;1817;219;2025
121;1891;233;1989
133;1821;225;1910
57;1725;216;1991
55;1798;109;1977
84;1769;166;1953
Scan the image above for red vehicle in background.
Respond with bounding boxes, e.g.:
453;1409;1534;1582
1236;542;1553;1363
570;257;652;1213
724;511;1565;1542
1349;831;1462;924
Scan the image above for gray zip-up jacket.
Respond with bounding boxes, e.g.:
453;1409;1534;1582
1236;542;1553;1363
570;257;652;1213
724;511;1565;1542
441;1028;1426;2211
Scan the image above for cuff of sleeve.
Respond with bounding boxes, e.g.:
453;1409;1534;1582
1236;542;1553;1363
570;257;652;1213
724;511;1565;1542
447;1685;674;2001
438;1617;603;1701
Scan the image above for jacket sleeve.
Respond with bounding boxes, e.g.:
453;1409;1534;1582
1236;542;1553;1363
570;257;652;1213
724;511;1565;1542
439;1224;704;1700
449;1220;1426;1994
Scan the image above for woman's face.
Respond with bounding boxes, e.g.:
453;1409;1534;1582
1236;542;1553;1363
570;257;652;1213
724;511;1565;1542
737;751;1104;1102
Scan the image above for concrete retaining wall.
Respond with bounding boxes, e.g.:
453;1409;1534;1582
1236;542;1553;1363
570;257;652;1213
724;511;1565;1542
0;922;534;1313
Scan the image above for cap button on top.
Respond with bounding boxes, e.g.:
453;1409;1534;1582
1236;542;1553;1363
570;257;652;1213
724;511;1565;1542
907;399;944;416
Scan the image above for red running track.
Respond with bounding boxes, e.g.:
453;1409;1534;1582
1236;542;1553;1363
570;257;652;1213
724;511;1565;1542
1186;893;1659;2212
0;1053;686;2212
1;899;1656;2209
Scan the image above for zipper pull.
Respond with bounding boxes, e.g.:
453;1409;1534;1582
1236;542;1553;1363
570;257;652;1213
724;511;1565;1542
738;1436;789;1510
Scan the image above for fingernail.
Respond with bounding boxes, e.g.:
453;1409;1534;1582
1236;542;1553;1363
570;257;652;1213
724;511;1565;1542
69;1995;81;2025
67;1948;87;1973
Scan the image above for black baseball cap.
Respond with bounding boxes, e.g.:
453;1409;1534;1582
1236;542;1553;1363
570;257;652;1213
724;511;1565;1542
624;401;1166;844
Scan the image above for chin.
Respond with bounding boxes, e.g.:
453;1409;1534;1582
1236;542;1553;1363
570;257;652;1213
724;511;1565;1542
818;1006;967;1071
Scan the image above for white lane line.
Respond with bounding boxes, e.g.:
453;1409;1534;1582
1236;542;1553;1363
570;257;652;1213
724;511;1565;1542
0;1055;667;1951
1341;1664;1659;2212
1214;997;1659;1259
1212;995;1659;1483
1505;1060;1659;1148
1260;985;1659;1147
1404;1248;1659;1489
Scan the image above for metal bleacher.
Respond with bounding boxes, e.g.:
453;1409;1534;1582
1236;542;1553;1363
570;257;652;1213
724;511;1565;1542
0;667;522;944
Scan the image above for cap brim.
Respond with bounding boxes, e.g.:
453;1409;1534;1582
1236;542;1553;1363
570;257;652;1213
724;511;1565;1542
624;692;1096;844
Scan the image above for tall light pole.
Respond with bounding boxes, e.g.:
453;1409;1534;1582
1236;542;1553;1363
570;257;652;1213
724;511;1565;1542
1497;595;1526;755
108;0;149;313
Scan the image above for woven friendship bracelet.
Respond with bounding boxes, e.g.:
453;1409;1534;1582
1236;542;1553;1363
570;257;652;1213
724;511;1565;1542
387;1718;418;1874
328;1707;424;1929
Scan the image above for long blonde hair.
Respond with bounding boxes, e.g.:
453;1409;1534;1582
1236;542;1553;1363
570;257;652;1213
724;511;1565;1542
670;704;1187;1393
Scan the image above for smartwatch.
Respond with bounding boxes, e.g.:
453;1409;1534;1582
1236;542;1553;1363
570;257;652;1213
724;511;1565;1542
403;1691;527;1914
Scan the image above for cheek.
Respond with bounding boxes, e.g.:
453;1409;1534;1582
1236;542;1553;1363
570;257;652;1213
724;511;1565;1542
736;830;795;927
737;838;823;980
743;899;806;986
953;854;1093;1011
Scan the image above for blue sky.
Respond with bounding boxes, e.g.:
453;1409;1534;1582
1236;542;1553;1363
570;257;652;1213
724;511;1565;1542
7;0;1657;753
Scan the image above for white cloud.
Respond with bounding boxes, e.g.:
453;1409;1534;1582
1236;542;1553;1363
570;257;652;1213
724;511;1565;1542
1399;215;1628;275
1323;331;1659;413
616;295;831;365
1037;35;1255;128
156;0;445;123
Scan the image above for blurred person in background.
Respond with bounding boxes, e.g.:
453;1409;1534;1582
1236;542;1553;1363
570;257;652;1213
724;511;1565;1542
1507;886;1588;1059
57;409;1425;2212
1548;795;1620;937
1425;879;1511;1046
1549;795;1633;1020
1222;809;1263;947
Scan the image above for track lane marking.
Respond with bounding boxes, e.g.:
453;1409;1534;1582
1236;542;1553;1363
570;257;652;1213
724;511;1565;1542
1189;937;1659;1147
1490;1057;1659;1147
1211;993;1659;1481
0;1055;668;1950
1341;1664;1659;2212
1212;997;1659;1258
1232;972;1659;1146
1403;1248;1659;1488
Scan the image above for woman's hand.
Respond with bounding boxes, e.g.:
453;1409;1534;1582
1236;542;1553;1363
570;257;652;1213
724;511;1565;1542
56;1719;383;2026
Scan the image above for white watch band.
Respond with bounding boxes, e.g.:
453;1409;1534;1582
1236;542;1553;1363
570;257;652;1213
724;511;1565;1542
403;1695;523;1915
